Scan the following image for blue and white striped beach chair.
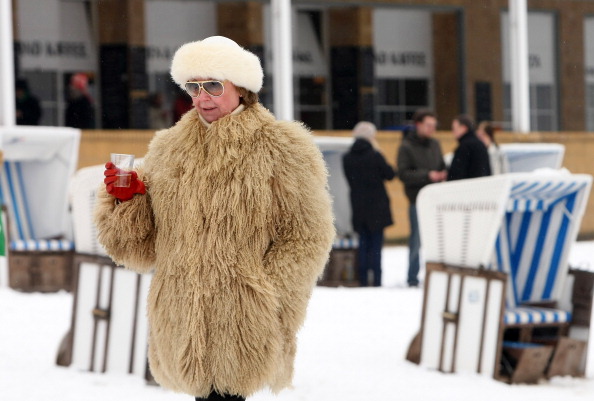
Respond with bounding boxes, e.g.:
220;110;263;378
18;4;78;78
0;160;75;291
492;177;590;326
409;171;593;383
0;125;80;291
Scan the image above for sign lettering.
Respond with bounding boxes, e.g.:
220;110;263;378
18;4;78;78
16;41;87;58
374;51;426;67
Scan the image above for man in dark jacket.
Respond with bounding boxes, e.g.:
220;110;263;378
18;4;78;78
397;110;447;287
343;121;396;287
448;114;491;180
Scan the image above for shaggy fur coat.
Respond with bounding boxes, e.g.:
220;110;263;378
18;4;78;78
94;104;335;398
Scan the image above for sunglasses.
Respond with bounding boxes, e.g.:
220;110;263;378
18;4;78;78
184;80;225;97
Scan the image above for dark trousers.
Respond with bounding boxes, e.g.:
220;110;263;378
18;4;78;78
195;393;246;401
407;204;420;286
357;227;384;287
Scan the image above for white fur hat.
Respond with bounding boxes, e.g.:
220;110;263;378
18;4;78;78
170;36;263;93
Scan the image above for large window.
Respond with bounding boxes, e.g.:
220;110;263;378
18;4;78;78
503;83;558;131
297;76;328;130
375;78;429;129
18;71;58;126
373;9;433;129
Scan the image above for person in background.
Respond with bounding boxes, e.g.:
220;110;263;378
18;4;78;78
173;88;193;122
476;120;503;175
342;122;396;287
94;36;335;401
447;114;491;181
15;78;42;125
148;92;171;129
65;73;95;129
397;110;447;287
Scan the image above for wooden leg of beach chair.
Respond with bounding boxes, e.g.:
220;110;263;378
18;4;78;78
506;344;554;384
406;331;421;364
546;337;587;378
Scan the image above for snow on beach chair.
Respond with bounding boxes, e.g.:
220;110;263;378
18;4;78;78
315;137;360;286
407;171;594;384
0;126;80;292
57;163;152;381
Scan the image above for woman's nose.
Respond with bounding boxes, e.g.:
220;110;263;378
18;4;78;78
197;88;211;100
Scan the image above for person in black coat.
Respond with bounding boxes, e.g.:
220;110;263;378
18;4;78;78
15;79;42;125
343;122;396;286
447;114;491;181
65;73;95;129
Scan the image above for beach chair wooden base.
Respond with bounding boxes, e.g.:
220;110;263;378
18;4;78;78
416;263;507;377
8;251;73;292
570;269;594;327
318;248;359;287
501;342;554;384
62;253;152;381
546;337;587;378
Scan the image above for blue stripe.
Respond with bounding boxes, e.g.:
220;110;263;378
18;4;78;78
509;212;532;305
543;193;577;298
15;162;35;239
495;234;504;272
504;213;519;305
0;170;4;206
522;208;552;302
4;162;25;240
511;181;537;195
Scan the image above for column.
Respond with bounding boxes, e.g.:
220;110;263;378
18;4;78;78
98;0;148;129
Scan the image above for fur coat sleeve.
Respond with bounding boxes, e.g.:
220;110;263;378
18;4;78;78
93;169;157;273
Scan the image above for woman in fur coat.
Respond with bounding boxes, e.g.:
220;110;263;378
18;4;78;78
94;36;335;401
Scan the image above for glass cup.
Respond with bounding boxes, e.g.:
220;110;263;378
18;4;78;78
110;153;135;188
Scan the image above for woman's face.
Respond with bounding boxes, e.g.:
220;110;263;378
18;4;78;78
189;78;241;123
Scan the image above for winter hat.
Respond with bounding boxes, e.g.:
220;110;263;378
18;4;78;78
170;36;263;93
352;121;377;142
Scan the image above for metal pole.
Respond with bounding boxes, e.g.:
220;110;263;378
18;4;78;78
509;0;530;133
0;0;16;127
271;0;294;121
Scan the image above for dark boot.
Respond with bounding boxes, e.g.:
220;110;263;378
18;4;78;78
195;392;246;401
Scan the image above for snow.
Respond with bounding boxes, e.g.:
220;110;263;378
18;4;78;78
2;244;594;401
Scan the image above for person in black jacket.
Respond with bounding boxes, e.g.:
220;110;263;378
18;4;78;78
447;114;491;181
343;122;396;287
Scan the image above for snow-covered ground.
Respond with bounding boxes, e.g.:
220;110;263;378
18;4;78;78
2;244;594;401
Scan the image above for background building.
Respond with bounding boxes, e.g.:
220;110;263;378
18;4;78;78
10;0;594;131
